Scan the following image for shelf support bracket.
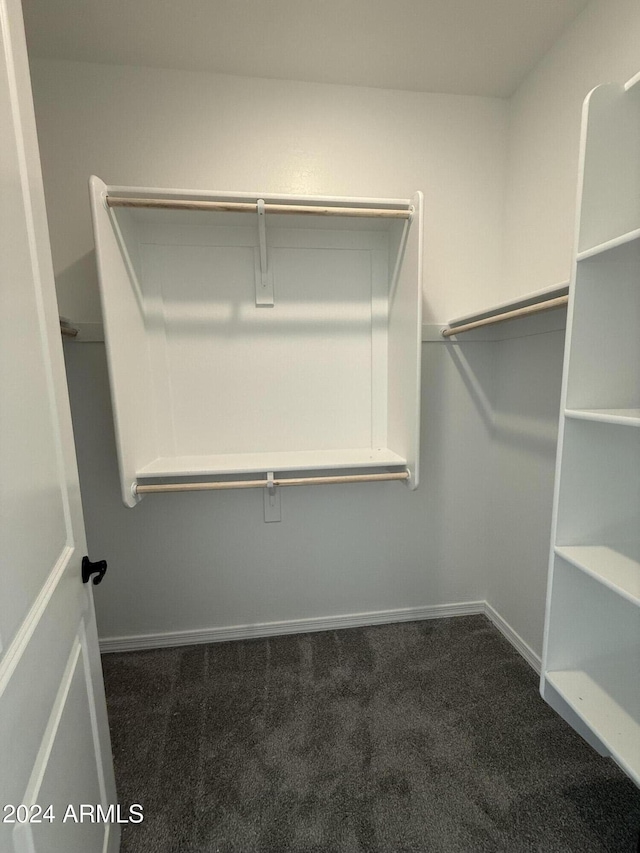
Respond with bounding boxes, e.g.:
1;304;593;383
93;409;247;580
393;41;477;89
255;199;274;307
263;471;281;523
388;213;412;306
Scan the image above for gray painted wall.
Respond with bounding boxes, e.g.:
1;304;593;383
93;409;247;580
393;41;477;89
32;0;639;656
64;342;496;643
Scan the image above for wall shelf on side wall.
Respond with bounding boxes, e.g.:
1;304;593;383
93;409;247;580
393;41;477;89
423;281;570;342
565;408;640;427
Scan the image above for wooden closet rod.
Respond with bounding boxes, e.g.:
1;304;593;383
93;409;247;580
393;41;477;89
135;471;409;495
441;295;569;337
106;196;411;219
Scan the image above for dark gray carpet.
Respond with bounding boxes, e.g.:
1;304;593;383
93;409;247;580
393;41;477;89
102;616;640;852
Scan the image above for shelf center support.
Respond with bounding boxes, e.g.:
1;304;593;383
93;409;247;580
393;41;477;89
263;471;281;523
388;211;412;306
255;199;274;307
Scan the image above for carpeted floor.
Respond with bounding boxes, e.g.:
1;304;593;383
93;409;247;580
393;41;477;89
102;616;640;852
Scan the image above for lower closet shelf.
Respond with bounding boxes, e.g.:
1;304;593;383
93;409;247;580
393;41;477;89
136;447;407;478
545;664;640;784
555;545;640;606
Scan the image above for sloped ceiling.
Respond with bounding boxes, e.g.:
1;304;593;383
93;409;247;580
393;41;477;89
23;0;589;97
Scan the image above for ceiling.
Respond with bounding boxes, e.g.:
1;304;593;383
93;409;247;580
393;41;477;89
22;0;589;98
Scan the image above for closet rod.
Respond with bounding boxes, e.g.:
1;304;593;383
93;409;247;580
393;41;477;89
441;295;569;337
106;196;411;219
60;324;78;338
135;471;409;494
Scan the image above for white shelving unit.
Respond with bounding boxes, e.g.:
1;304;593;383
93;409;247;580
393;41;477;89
90;179;423;506
541;73;640;786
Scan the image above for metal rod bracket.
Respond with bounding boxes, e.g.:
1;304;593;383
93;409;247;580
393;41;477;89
264;471;281;522
266;471;275;496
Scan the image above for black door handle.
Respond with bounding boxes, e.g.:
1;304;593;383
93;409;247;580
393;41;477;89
82;556;107;585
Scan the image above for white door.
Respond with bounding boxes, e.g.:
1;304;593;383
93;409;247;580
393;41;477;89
0;1;120;851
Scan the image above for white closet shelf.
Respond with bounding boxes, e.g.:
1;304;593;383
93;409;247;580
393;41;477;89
91;178;423;505
577;226;640;261
137;447;407;479
554;545;640;606
546;663;640;785
565;408;640;426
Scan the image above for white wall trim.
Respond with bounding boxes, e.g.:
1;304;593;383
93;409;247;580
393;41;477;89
99;600;542;675
99;600;485;653
484;602;541;673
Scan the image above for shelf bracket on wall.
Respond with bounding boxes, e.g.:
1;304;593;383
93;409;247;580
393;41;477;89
255;199;274;307
263;471;281;523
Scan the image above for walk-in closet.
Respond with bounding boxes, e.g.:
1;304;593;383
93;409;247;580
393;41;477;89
1;0;639;851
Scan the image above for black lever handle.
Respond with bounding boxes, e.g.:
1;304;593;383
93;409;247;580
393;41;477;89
82;556;107;585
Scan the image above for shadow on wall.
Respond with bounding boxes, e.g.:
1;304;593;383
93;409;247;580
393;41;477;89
445;342;495;435
59;249;404;340
446;332;565;457
55;250;102;324
491;332;565;456
445;328;566;659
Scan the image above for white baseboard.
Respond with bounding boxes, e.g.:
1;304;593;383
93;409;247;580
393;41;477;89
99;600;542;675
484;602;541;673
99;600;485;653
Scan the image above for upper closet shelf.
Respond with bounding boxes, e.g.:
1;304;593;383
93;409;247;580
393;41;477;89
90;178;423;506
